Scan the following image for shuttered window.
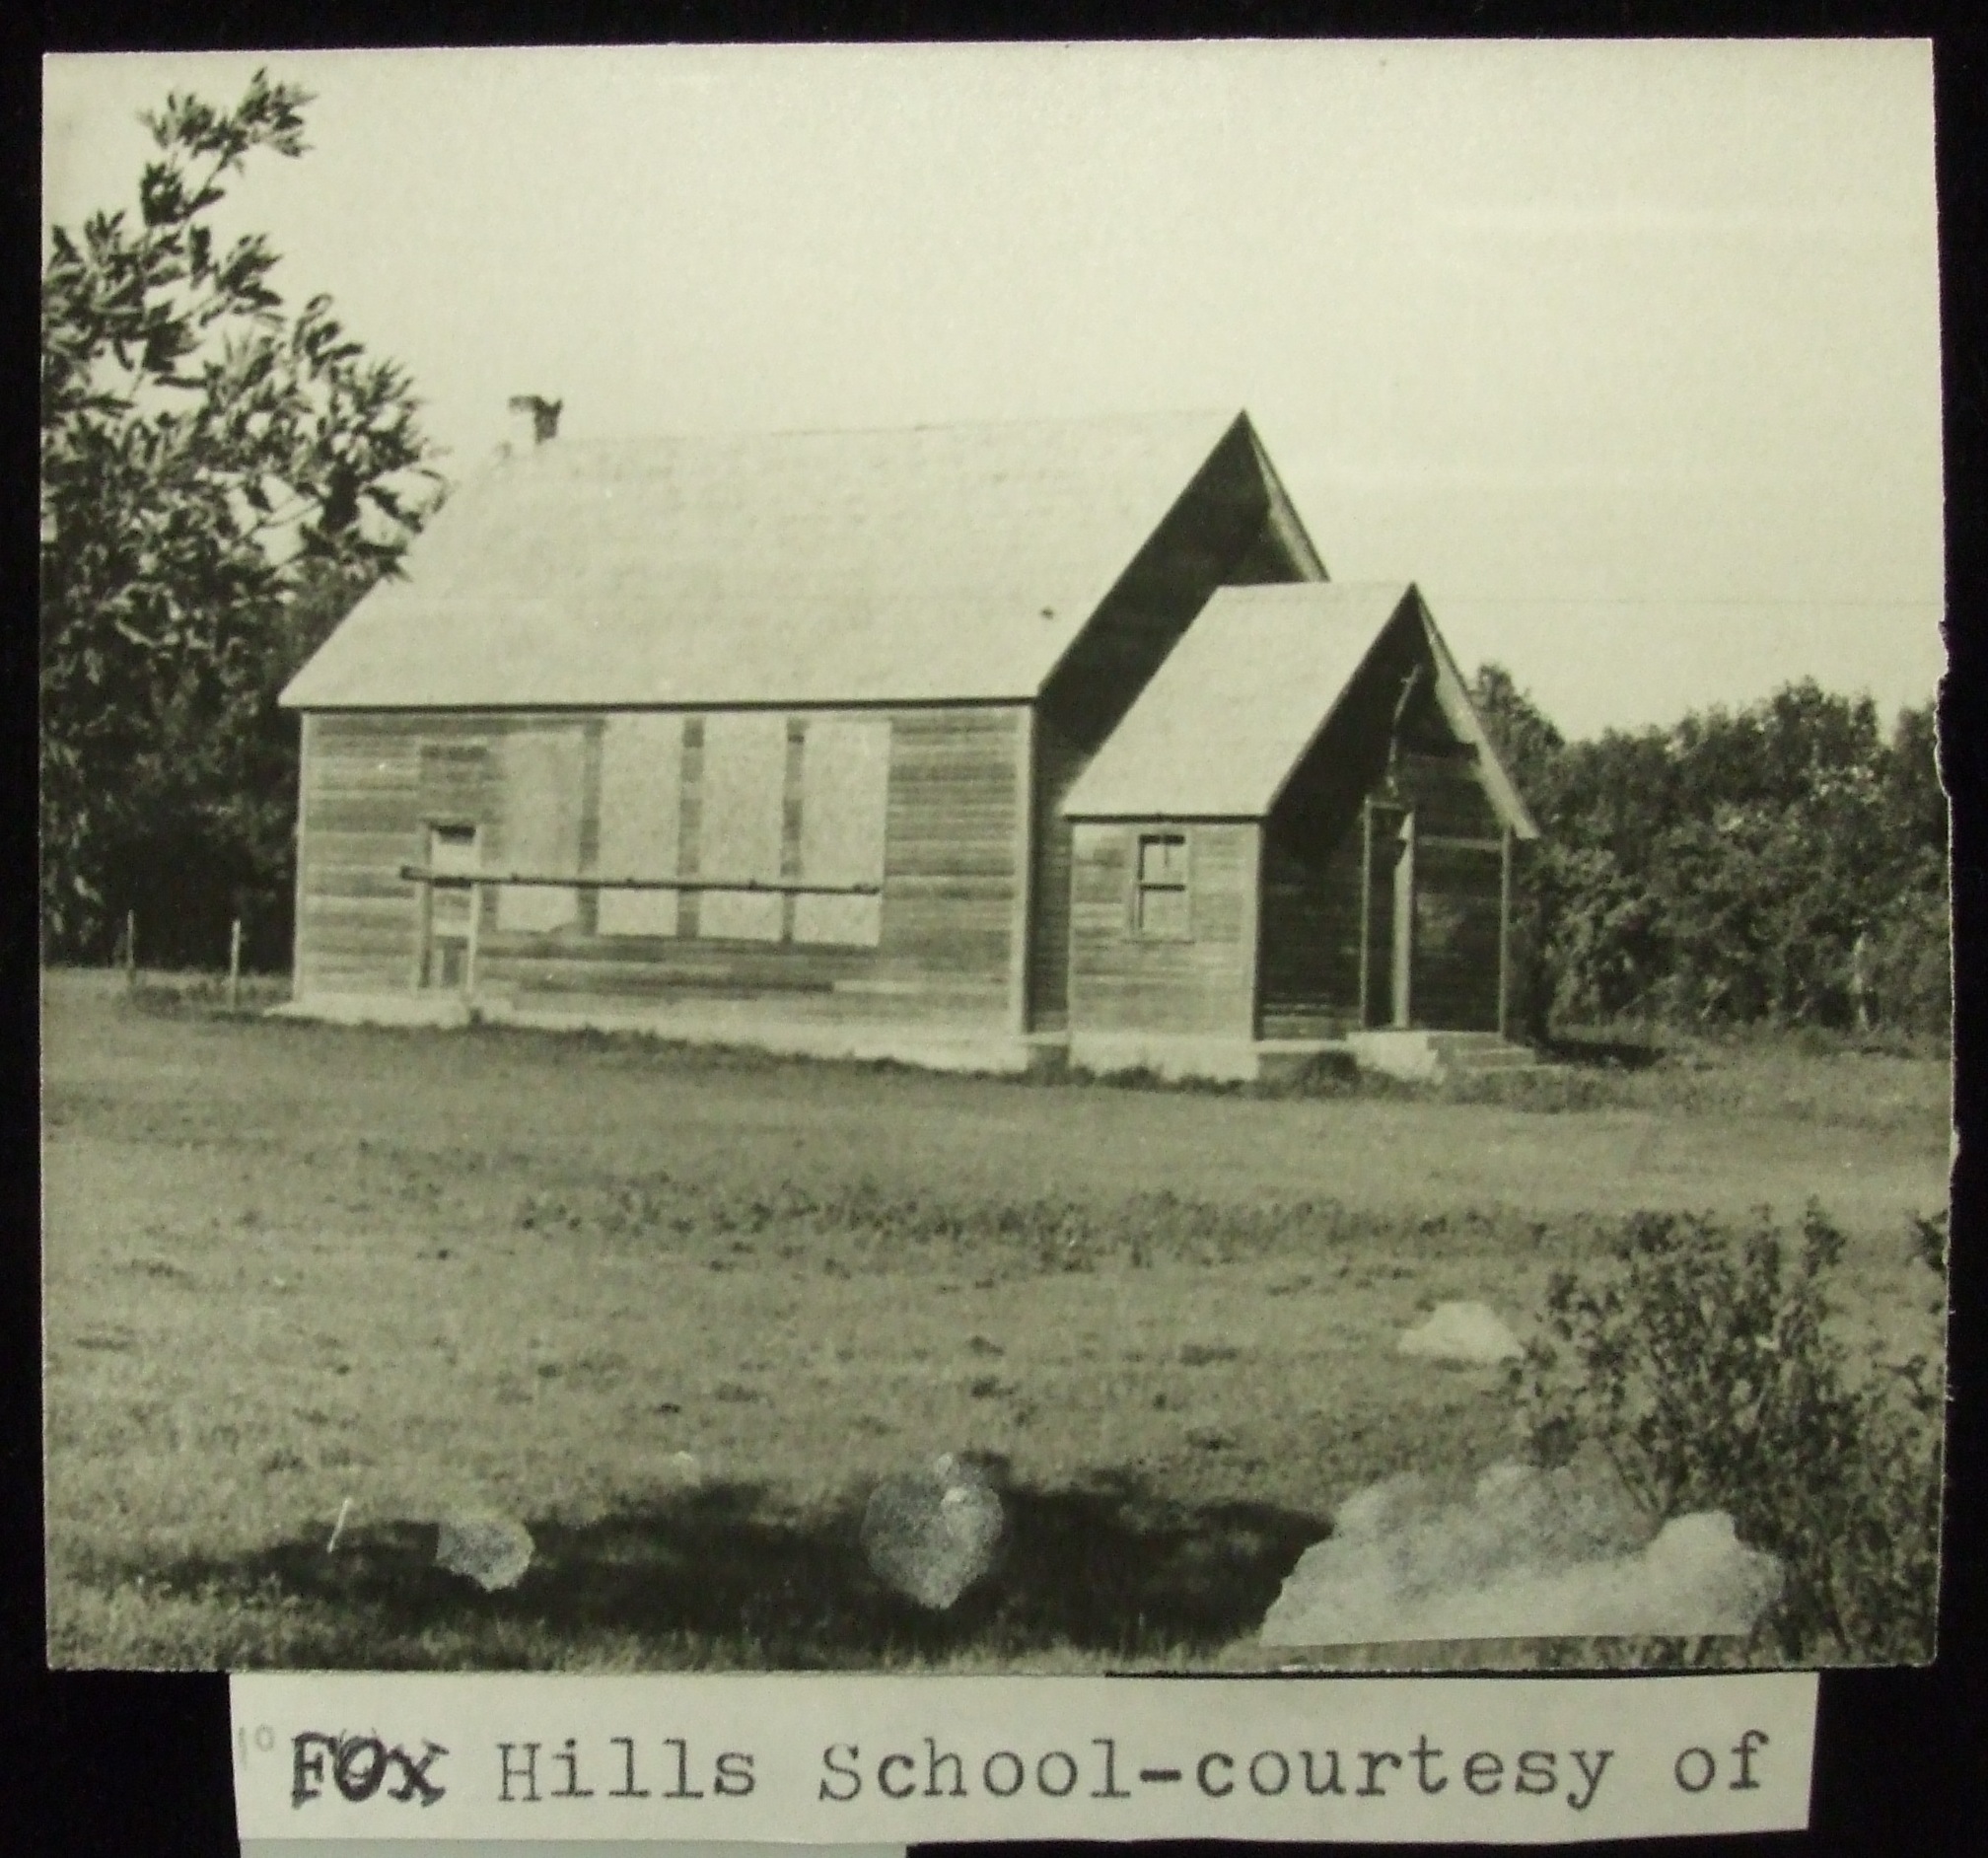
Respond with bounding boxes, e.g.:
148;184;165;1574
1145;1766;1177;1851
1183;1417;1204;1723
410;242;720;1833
697;713;787;942
597;713;683;937
497;727;585;933
794;717;888;947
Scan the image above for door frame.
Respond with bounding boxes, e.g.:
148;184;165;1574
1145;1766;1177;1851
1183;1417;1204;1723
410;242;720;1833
418;820;481;994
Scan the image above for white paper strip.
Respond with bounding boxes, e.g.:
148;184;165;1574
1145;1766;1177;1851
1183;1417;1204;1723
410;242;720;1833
242;1845;900;1857
233;1671;1814;1844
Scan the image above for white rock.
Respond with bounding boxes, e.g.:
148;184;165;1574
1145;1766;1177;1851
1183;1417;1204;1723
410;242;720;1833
862;1454;1004;1609
1396;1301;1525;1365
1259;1463;1781;1646
436;1512;534;1592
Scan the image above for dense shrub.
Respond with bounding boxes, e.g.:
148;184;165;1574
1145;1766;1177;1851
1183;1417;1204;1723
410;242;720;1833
1472;672;1950;1036
1516;1205;1945;1663
1863;882;1953;1036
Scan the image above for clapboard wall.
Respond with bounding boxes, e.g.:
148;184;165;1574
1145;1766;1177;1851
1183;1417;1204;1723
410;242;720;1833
295;703;1030;1030
1390;749;1505;1032
1067;822;1260;1040
1257;824;1365;1037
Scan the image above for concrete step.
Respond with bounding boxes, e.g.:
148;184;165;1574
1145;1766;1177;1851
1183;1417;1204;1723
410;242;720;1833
1346;1029;1539;1082
1438;1050;1539;1078
1449;1049;1536;1069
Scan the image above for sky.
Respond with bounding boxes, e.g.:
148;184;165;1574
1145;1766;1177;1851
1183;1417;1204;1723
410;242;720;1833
42;40;1946;739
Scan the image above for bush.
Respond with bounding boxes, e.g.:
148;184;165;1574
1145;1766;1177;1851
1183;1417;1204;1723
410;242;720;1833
1516;1205;1944;1663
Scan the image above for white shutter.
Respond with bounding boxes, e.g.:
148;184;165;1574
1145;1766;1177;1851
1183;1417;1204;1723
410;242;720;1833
598;714;683;937
497;728;584;933
795;717;888;947
697;713;787;942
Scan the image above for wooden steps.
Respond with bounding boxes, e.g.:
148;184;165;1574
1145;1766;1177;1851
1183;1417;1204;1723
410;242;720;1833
1344;1029;1538;1082
1425;1031;1540;1076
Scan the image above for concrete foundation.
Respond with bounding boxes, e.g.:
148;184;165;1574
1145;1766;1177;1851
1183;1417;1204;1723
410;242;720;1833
1066;1032;1261;1083
271;994;1534;1086
272;992;1065;1075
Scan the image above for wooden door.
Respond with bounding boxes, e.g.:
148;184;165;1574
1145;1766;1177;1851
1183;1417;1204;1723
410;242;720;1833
423;822;480;992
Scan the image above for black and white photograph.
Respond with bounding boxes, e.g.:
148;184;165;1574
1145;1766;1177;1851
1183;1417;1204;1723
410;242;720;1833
40;39;1951;1675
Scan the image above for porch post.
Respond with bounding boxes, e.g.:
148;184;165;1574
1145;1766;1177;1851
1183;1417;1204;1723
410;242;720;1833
1497;823;1514;1038
1356;797;1374;1030
1390;811;1416;1030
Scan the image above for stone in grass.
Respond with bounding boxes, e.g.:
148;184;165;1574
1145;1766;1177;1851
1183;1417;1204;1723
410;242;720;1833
660;1450;703;1487
1396;1300;1524;1365
436;1512;534;1592
862;1454;1005;1610
1259;1461;1782;1646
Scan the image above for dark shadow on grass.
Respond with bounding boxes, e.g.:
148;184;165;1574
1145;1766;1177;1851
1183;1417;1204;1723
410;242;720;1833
1540;1031;1664;1071
134;1471;1330;1669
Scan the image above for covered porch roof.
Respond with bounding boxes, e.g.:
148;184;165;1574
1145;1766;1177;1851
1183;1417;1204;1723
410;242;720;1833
1059;581;1540;836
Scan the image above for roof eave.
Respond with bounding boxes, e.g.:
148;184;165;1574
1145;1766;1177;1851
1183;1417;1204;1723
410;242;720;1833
1029;407;1271;703
1239;414;1329;582
1254;584;1417;822
1410;587;1544;840
1062;807;1267;823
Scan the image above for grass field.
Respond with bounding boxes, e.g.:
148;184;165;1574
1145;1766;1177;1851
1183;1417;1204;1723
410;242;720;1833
41;969;1950;1671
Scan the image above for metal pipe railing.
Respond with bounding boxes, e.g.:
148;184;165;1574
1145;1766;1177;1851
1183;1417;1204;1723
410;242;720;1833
399;866;879;896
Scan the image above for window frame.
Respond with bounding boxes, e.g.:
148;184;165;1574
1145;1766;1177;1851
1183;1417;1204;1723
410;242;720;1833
1130;828;1193;941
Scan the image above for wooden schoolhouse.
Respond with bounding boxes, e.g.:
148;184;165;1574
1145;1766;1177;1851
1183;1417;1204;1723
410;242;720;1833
279;404;1538;1080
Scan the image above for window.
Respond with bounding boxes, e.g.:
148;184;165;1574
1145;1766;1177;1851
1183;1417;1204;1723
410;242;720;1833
1133;831;1190;937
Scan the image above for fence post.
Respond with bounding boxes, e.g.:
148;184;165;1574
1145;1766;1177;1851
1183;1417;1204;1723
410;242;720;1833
229;918;243;1012
124;910;137;993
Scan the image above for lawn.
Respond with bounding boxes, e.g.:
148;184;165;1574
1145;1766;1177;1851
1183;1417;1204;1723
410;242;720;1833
40;969;1950;1671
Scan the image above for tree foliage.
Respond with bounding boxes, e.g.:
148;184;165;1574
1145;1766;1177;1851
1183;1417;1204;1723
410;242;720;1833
41;71;440;965
1472;667;1950;1036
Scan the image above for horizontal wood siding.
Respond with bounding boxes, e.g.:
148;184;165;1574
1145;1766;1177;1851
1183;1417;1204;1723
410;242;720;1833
1394;750;1502;1031
1394;748;1502;838
1069;822;1258;1038
1411;838;1503;1031
1027;708;1087;1031
296;705;1025;1031
299;713;494;994
878;710;1020;999
1258;821;1364;1037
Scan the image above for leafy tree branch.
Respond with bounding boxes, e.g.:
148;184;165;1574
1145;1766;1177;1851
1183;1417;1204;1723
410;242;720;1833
41;69;443;962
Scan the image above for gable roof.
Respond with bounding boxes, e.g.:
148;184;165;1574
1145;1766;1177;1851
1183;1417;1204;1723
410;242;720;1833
1060;582;1540;836
280;409;1296;710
